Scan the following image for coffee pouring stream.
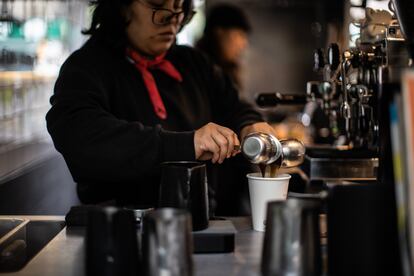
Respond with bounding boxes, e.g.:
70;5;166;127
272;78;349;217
240;132;306;168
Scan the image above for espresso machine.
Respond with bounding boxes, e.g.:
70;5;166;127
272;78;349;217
257;3;411;184
257;0;414;274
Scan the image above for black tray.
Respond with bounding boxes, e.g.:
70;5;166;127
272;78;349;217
193;220;236;254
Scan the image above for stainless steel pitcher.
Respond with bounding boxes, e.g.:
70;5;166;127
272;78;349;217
241;132;305;167
261;197;322;276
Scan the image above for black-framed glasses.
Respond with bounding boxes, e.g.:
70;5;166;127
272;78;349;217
137;0;196;26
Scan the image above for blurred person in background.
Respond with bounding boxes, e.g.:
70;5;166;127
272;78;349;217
45;0;276;214
196;3;251;90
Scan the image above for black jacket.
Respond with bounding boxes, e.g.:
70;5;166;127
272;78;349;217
46;35;263;207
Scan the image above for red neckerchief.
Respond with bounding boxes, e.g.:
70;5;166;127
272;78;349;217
126;47;183;120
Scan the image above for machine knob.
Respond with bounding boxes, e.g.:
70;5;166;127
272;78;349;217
341;101;352;119
313;48;325;71
328;43;340;71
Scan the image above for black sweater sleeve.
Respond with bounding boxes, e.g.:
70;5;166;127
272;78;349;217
46;55;195;183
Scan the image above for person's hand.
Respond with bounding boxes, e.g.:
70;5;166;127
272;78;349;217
240;122;278;140
194;122;240;164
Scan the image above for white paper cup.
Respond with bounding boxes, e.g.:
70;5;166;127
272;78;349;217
247;173;291;232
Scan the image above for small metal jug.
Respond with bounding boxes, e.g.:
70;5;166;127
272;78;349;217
261;196;322;276
241;132;305;167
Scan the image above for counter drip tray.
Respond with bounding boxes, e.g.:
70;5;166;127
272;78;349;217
0;219;65;272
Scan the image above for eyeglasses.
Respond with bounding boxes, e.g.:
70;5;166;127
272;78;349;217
137;0;196;26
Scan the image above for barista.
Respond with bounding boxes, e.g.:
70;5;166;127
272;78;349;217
46;0;276;208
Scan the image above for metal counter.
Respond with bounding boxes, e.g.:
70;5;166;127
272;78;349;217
0;216;263;276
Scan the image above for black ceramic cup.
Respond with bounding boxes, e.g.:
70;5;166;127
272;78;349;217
159;161;209;231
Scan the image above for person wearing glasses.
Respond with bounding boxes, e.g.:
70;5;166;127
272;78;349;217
46;0;276;209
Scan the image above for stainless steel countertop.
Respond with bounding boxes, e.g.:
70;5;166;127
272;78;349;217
0;216;263;276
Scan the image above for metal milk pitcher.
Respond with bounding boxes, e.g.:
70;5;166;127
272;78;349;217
241;132;305;167
261;197;322;276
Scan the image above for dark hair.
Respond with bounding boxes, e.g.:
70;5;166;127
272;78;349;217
203;3;251;35
82;0;194;48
